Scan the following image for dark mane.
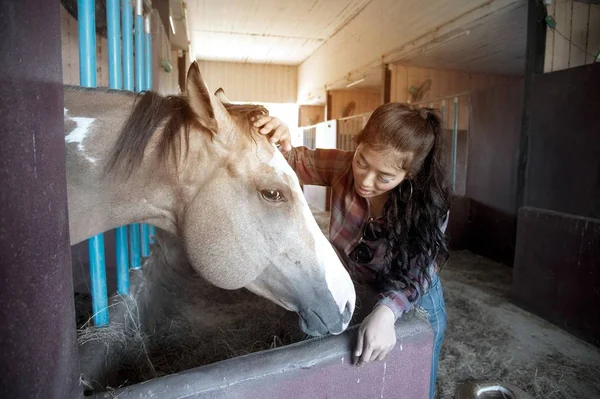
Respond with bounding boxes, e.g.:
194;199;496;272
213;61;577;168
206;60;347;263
104;91;268;178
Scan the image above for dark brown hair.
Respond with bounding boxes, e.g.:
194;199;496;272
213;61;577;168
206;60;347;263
104;91;268;178
356;103;451;299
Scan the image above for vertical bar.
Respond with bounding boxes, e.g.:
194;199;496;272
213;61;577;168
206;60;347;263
149;225;157;244
78;0;97;88
78;0;109;326
452;97;459;192
441;100;446;125
144;13;154;248
115;227;129;294
141;224;150;257
107;0;122;89
108;0;130;295
88;235;109;325
129;223;142;269
144;14;152;91
122;0;134;91
135;0;144;92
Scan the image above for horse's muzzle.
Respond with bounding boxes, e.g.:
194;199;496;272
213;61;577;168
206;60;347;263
298;300;353;337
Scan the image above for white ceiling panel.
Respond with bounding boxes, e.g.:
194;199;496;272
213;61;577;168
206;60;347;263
187;0;372;64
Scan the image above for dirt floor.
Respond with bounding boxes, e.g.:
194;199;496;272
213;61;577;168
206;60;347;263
437;250;600;399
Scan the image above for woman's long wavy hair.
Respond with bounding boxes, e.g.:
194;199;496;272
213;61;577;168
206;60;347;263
355;103;450;300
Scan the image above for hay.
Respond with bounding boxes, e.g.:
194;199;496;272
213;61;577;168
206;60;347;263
75;253;307;389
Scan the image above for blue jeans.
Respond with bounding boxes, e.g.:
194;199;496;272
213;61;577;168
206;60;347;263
418;275;447;399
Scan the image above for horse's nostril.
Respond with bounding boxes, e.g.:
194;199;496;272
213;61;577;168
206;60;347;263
342;300;353;324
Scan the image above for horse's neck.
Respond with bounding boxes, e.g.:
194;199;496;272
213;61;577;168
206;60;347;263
64;88;177;244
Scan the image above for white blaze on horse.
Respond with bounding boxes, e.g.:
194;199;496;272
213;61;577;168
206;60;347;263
63;62;355;336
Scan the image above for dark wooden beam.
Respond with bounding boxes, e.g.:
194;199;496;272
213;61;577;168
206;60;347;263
515;0;547;211
382;63;391;104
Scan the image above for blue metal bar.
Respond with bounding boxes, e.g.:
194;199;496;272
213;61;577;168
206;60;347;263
144;14;152;91
78;0;97;87
149;225;157;244
451;97;459;191
106;0;122;89
122;0;134;91
78;0;108;326
129;223;142;269
89;234;109;325
115;226;129;294
107;0;130;296
135;1;144;92
141;223;150;257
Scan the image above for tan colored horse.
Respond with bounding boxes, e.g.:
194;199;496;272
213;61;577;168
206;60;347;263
64;62;355;336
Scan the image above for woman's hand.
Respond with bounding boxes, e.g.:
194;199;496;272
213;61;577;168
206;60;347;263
254;116;293;152
355;305;397;366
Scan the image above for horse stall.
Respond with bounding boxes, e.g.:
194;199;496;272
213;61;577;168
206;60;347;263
22;1;437;398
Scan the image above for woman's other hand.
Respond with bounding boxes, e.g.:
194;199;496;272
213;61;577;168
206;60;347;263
355;305;397;366
254;116;293;152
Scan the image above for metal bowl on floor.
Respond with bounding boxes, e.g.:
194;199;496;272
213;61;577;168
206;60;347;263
455;381;533;399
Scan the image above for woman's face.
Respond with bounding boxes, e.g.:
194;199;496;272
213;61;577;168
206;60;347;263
352;144;411;198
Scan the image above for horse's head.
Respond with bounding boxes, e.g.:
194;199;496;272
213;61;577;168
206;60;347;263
177;62;355;336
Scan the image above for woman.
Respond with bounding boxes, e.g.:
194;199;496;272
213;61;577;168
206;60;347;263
256;103;450;398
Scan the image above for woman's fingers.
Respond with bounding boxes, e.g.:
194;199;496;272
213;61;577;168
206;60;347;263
354;328;365;360
375;348;389;362
271;124;292;151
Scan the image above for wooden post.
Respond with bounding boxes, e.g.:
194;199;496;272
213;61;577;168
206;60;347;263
382;63;391;104
516;0;547;211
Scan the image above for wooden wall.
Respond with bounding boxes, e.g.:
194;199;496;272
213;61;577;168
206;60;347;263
544;0;600;73
198;61;298;103
466;81;524;265
298;105;325;127
329;89;381;120
390;64;520;105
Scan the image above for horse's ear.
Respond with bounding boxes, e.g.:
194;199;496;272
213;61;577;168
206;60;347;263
214;88;231;104
186;61;218;134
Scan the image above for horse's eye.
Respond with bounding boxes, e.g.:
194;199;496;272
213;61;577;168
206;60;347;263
261;189;285;202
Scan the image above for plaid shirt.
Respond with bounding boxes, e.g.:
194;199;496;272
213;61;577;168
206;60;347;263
285;146;448;320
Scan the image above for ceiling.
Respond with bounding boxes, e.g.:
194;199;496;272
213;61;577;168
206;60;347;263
186;0;373;64
185;0;527;92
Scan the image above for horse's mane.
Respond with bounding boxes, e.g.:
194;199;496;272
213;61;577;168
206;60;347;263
104;91;268;178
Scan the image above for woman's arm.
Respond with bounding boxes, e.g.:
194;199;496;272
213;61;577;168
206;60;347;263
355;212;450;365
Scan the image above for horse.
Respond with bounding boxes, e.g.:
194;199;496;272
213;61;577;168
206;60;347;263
64;62;355;336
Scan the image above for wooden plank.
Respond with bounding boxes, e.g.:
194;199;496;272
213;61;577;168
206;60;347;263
438;69;450;100
458;71;471;94
389;65;397;102
430;68;441;100
552;0;572;71
418;67;431;102
587;4;600;63
406;66;420;104
570;2;590;68
395;65;408;103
